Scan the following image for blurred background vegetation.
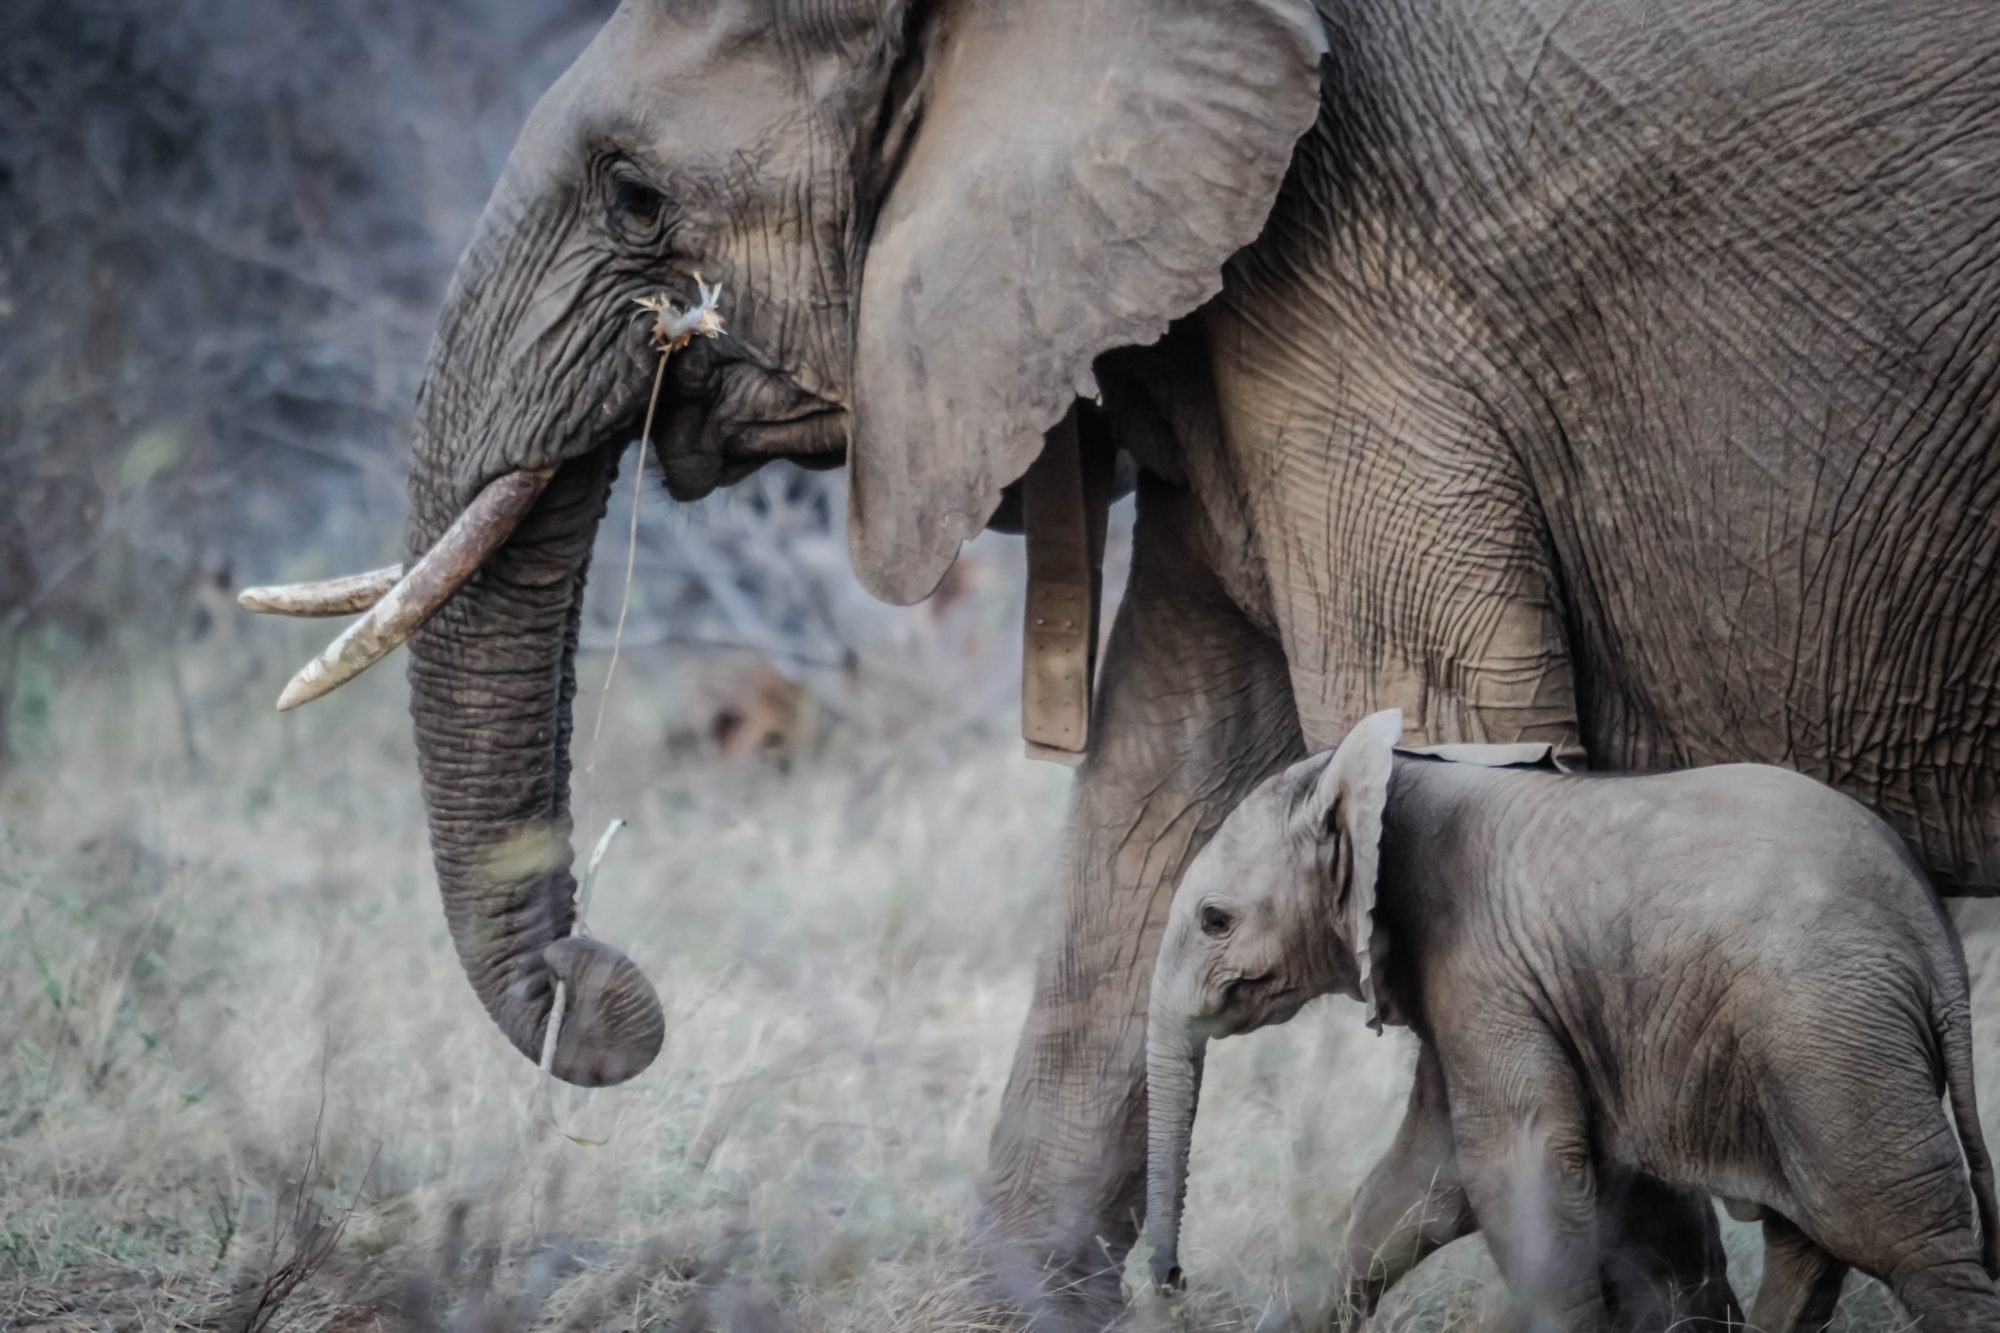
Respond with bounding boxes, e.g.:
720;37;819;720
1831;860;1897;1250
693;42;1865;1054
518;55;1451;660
2;0;603;751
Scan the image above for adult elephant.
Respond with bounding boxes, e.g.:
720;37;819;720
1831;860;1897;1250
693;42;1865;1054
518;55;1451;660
251;0;2000;1323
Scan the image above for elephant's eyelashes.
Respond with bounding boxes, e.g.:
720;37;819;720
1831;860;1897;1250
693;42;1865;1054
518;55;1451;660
1198;904;1234;938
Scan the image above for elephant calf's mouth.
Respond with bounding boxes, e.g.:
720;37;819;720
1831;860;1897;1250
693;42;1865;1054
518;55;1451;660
1212;975;1308;1033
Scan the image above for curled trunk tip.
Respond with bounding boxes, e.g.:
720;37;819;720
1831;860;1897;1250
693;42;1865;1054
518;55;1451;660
540;935;666;1086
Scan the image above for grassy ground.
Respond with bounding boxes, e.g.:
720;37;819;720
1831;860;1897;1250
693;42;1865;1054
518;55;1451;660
1;570;1990;1330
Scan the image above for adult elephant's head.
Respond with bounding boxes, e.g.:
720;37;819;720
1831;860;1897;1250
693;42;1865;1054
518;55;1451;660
263;0;1324;1086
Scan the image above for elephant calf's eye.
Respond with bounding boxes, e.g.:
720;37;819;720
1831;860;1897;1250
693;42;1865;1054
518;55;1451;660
1199;904;1234;938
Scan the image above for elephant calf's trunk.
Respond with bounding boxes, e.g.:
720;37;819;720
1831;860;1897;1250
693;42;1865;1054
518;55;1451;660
1145;1000;1207;1294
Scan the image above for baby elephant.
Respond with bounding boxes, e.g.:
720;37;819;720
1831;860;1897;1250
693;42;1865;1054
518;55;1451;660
1144;709;2000;1332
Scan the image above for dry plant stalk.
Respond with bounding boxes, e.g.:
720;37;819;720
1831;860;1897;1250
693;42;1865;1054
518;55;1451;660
581;275;726;790
534;284;722;1140
225;1053;381;1331
534;818;627;1145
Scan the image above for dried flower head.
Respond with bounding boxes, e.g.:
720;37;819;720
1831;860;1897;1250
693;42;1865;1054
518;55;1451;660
634;275;725;354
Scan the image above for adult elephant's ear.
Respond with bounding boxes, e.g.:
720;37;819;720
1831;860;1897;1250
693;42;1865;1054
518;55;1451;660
847;0;1325;603
1293;709;1403;1031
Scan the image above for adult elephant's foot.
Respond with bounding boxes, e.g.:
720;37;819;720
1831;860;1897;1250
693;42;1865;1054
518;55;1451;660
975;481;1306;1328
973;1188;1133;1330
975;1000;1162;1327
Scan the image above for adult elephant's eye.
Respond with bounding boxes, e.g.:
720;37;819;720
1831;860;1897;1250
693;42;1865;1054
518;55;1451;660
608;177;667;240
1199;904;1234;938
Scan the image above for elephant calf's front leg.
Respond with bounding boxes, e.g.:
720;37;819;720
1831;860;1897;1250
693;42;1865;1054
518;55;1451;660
980;486;1302;1321
1450;1041;1612;1333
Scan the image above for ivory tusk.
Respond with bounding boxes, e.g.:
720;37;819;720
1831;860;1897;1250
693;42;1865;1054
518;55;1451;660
238;565;405;617
274;467;556;711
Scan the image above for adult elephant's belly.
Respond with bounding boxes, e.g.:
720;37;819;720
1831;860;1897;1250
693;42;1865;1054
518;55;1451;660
1524;196;2000;895
1438;0;2000;896
1572;495;2000;896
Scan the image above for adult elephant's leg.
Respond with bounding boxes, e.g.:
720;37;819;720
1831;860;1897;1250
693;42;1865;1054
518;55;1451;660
980;480;1302;1323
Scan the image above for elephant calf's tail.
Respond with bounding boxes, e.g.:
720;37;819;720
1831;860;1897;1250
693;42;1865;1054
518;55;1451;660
1938;994;2000;1276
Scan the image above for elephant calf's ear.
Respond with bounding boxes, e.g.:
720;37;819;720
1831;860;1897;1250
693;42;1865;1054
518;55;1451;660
1293;709;1402;1029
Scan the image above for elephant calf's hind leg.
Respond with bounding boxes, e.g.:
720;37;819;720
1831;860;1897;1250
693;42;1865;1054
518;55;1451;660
1750;1214;1846;1333
1595;1173;1741;1330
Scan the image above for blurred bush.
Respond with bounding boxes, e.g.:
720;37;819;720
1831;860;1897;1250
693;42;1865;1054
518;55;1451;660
0;0;613;646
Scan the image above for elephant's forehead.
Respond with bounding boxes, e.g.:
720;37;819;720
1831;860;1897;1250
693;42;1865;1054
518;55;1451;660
1204;792;1295;877
521;1;832;182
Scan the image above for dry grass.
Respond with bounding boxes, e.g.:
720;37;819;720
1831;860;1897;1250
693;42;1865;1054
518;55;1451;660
3;544;1995;1331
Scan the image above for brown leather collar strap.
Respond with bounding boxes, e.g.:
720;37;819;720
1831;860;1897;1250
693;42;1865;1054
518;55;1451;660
1021;408;1112;765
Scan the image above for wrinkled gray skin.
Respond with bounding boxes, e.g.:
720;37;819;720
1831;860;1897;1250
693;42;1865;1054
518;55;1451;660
385;0;2000;1317
1146;710;2000;1333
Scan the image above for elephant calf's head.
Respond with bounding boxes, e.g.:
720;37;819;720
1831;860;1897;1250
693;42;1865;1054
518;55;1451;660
1143;708;1403;1292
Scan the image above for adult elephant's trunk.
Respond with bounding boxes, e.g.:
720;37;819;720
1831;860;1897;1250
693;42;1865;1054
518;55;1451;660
255;223;722;1084
1144;983;1207;1293
401;366;664;1087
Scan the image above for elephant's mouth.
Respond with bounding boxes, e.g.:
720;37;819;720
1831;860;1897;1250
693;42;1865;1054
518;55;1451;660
1255;987;1312;1028
654;337;847;501
1208;974;1307;1035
